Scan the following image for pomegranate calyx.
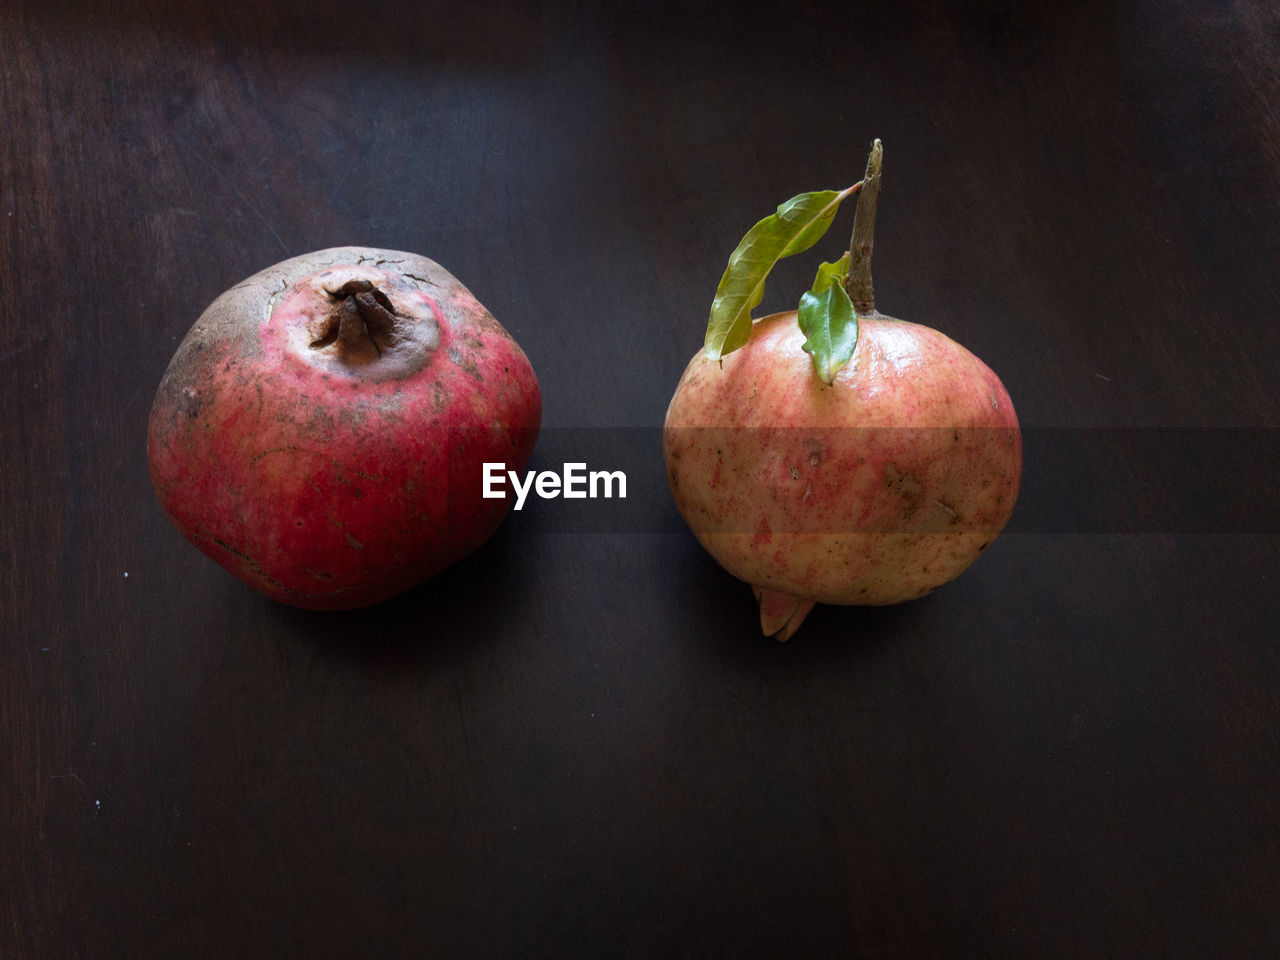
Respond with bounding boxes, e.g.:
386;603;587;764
752;585;816;643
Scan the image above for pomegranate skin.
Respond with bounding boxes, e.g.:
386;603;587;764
148;247;541;610
663;310;1021;626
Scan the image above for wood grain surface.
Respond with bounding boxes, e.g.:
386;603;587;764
3;1;1278;957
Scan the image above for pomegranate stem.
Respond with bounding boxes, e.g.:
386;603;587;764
846;138;883;316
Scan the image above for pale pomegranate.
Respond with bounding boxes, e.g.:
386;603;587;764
663;141;1021;639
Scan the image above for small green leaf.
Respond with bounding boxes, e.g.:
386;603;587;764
810;252;850;295
798;257;859;384
704;186;855;362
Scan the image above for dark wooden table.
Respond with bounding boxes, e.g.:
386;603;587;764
4;1;1277;956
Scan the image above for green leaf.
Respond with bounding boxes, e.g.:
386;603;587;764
798;256;859;384
704;186;855;362
810;252;850;295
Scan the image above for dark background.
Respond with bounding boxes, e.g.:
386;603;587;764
3;1;1278;956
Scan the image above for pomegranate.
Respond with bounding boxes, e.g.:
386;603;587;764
663;142;1021;640
148;246;541;610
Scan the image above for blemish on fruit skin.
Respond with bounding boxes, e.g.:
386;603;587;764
804;438;823;466
448;346;482;380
